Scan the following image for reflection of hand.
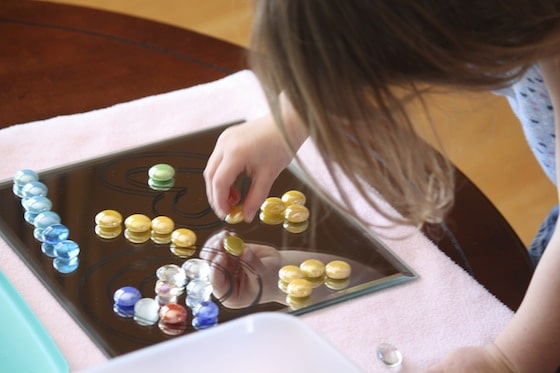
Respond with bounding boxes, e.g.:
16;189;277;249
200;230;281;309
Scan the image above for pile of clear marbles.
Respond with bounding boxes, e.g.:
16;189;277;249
13;169;80;274
113;258;220;335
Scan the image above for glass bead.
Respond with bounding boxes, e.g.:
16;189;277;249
286;278;313;298
148;178;174;191
182;258;210;281
21;181;48;199
223;235;245;256
95;225;123;240
151;216;175;235
53;256;79;274
260;197;286;215
325;277;350;290
325;260;352;280
286;294;312;310
224;205;244;224
53;240;80;259
283;220;309;234
113;286;142;308
41;243;56;258
258;211;284;225
192;317;217;330
33;211;61;229
148;163;175;181
170;244;196;258
124;229;151;244
278;265;304;283
283;204;309;223
13;169;38;189
155;280;184;298
186;278;212;300
281;190;306;206
193;300;219;321
156;264;187;287
95;209;122;228
33;212;61;236
41;223;69;245
133;298;160;326
171;228;197;248
155;295;177;306
124;214;151;233
159;303;187;324
300;259;325;279
22;195;52;214
377;343;403;368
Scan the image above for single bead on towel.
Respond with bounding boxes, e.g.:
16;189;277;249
377;343;403;367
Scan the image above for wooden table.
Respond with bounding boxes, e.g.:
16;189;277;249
0;0;534;311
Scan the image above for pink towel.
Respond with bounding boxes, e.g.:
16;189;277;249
0;71;513;372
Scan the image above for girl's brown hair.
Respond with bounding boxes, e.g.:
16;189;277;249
250;0;560;228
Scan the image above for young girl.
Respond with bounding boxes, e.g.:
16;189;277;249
204;1;560;371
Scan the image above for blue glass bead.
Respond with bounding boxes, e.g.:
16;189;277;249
33;211;61;229
53;256;79;274
54;240;80;259
33;211;61;241
113;286;142;308
192;316;217;330
41;243;56;257
13;169;38;187
41;224;69;245
193;300;219;322
22;195;52;214
21;181;48;199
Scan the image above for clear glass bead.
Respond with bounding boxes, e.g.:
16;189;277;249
182;258;210;281
134;298;160;326
377;343;403;367
156;264;186;287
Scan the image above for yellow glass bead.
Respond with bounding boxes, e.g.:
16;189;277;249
170;244;197;259
124;229;151;244
151;216;175;235
286;278;313;298
171;228;197;248
283;220;309;234
225;205;244;224
284;204;310;223
259;211;284;225
286;294;312;310
260;197;286;215
325;277;350;290
95;225;122;239
325;260;352;280
278;265;304;283
281;190;306;206
223;235;245;256
95;209;122;228
300;259;325;279
151;232;172;245
124;214;152;233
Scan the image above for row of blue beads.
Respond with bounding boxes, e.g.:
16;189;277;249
13;169;80;274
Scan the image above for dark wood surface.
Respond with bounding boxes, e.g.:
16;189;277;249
0;0;534;311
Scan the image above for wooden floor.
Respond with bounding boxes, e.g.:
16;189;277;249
46;0;558;247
